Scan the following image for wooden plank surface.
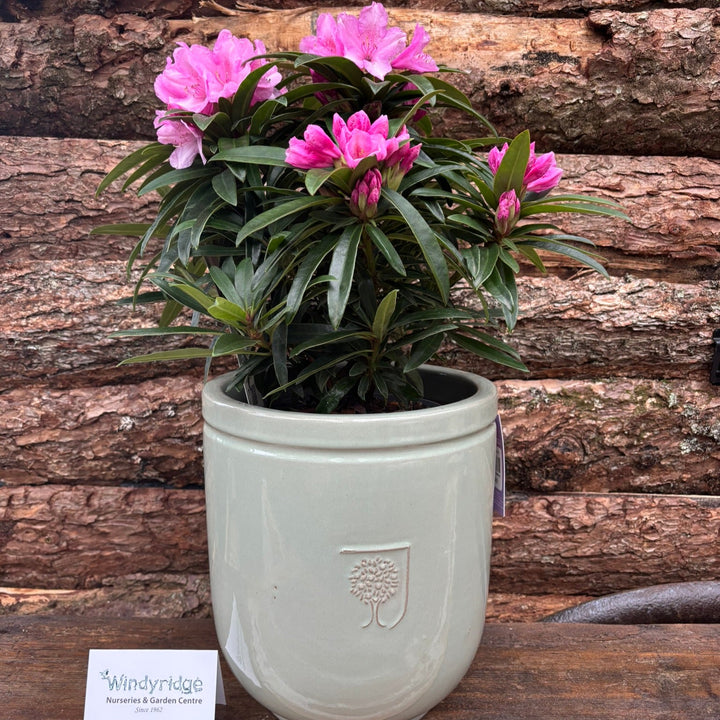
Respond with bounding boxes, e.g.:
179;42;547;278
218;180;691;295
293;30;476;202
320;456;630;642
1;617;718;719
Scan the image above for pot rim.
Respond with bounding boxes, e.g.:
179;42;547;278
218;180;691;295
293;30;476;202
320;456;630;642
202;364;497;450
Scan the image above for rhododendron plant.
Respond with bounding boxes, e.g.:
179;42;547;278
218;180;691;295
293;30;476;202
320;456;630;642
96;3;625;412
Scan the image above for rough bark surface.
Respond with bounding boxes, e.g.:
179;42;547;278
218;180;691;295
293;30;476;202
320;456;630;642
491;493;720;595
4;137;720;282
1;9;719;157
0;574;211;617
0;377;204;487
3;374;720;493
3;264;718;388
496;378;720;495
1;486;716;596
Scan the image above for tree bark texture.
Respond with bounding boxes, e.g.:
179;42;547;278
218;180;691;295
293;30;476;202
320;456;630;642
1;486;717;596
2;374;720;494
3;136;720;281
1;9;719;157
3;262;718;388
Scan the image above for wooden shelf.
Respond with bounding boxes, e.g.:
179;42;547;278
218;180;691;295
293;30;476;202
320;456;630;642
1;616;718;719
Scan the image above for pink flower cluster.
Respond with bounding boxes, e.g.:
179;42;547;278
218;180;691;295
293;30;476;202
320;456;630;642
286;110;420;176
488;142;563;195
154;30;284;169
286;110;421;220
300;2;438;81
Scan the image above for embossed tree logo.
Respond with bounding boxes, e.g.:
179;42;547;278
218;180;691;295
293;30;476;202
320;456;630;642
349;556;400;628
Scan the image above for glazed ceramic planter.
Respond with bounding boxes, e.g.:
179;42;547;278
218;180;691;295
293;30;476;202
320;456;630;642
202;365;497;720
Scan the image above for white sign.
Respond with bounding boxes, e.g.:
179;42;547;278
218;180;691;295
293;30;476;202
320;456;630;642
84;649;226;719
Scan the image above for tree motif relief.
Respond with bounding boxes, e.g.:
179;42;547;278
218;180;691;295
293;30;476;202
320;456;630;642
349;556;400;628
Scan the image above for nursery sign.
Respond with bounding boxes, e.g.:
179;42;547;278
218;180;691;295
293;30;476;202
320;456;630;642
84;649;225;719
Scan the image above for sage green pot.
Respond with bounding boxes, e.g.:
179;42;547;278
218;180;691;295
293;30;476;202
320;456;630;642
202;365;497;720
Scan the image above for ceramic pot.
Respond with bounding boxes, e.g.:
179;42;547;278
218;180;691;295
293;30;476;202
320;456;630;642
202;365;497;720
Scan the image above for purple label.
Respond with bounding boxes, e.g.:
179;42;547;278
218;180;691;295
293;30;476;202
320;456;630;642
493;415;506;517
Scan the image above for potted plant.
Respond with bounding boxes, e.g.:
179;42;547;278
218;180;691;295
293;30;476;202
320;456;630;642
96;4;624;718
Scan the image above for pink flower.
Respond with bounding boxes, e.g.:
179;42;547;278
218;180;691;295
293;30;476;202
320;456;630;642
154;31;284;116
391;25;438;74
336;3;406;80
208;31;284;106
495;189;521;236
300;2;437;81
350;168;383;220
154;112;206;169
523;148;563;193
299;13;345;57
285;110;420;188
285;124;342;169
488;142;563;195
154;42;215;114
384;127;421;189
333;111;398;168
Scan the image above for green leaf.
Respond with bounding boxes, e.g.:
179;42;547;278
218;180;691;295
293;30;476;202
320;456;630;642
91;223;155;237
286;234;339;319
212;333;257;356
236;196;338;245
212;168;238;205
210;145;289;166
96;143;169;196
404;332;445;372
327;224;363;329
208;297;248;324
372;290;398;340
484;264;519;329
110;326;222;338
493;130;530;197
290;329;373;357
462;244;500;289
305;166;352;196
518;238;609;277
209;266;243;307
381;188;449;302
450;332;527;372
138;167;215;197
118;347;214;364
271;322;289;386
365;224;406;276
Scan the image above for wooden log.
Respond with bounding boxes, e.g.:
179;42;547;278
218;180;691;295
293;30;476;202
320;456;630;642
0;485;209;589
1;259;210;389
1;487;717;595
0;573;211;617
3;260;718;387
453;273;720;381
0;582;576;621
491;493;720;595
0;138;158;262
3;135;720;280
0;377;204;487
3;0;695;23
495;377;720;495
3;373;720;494
1;0;196;22
1;9;718;157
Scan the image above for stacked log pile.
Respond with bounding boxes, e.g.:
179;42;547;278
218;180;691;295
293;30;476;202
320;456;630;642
1;0;719;621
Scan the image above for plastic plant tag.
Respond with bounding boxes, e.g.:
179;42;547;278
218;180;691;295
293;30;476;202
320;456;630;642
494;415;506;517
84;649;226;719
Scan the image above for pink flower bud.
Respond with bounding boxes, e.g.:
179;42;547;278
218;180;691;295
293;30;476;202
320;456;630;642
495;189;521;236
350;169;383;220
488;141;563;196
